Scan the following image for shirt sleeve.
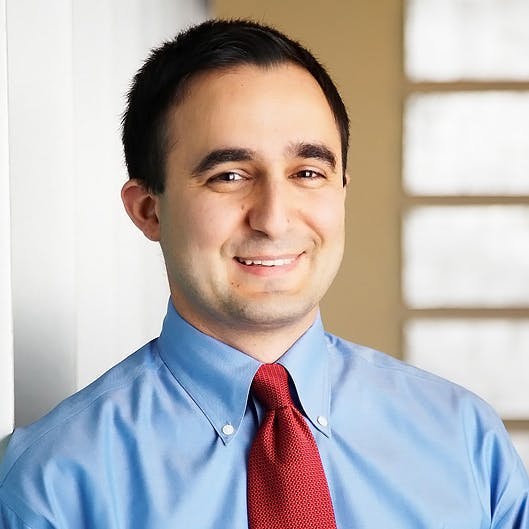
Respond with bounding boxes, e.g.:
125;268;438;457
490;455;529;529
459;393;529;529
473;409;529;529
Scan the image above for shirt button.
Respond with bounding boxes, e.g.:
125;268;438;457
317;416;328;427
222;423;235;436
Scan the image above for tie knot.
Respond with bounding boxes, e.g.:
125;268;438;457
251;364;293;410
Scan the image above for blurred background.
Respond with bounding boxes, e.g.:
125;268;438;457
1;0;528;468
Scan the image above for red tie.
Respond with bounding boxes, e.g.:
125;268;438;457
247;363;337;529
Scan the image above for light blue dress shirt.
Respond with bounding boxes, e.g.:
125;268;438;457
1;301;528;528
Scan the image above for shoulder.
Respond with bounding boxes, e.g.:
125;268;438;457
0;340;169;526
0;340;162;484
326;331;476;392
325;331;450;384
324;331;508;434
325;332;529;514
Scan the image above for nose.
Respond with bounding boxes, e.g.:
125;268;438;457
247;179;292;239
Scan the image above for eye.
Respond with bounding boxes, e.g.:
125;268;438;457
209;171;244;183
295;169;324;179
205;170;250;192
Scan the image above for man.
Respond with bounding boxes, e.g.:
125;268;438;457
0;19;528;529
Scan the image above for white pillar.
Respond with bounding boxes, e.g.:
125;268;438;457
0;0;14;454
8;0;77;428
5;0;208;427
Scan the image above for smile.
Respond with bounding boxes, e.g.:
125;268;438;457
235;256;297;267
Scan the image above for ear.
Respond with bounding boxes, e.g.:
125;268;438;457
121;179;161;241
342;172;350;189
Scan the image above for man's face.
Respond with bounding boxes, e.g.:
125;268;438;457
157;63;347;336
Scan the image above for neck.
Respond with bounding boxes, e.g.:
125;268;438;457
172;298;319;363
217;316;317;363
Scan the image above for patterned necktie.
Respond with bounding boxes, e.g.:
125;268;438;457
247;363;337;529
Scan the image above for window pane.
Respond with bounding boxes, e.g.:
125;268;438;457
403;206;529;307
403;92;529;196
405;319;529;418
406;0;529;81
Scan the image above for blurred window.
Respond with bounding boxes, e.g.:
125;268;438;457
403;0;529;469
406;0;529;81
404;206;529;307
404;92;529;195
406;319;529;417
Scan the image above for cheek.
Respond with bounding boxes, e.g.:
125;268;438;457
304;193;346;241
177;198;243;253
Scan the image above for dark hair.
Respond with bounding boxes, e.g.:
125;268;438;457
122;19;350;194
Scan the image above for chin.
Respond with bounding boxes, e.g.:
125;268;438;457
222;296;319;328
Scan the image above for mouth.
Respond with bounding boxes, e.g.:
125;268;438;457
232;253;303;278
234;256;297;267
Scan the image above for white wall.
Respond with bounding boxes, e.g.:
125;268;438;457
2;0;208;428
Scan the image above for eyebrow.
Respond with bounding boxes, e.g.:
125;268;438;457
288;141;337;171
190;142;337;176
191;148;255;176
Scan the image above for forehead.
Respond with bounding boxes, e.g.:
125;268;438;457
166;63;341;162
181;61;324;103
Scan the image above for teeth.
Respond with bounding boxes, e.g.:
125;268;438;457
238;257;295;266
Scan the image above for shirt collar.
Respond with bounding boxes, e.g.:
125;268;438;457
157;300;331;444
277;315;331;438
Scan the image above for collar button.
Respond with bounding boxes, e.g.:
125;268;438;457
222;423;235;436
